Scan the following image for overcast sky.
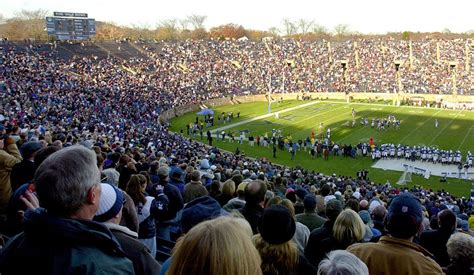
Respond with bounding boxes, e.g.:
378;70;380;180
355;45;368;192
2;0;473;33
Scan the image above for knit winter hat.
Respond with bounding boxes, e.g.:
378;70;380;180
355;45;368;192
94;183;124;222
258;205;296;245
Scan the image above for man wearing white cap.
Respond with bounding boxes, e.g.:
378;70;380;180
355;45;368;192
95;183;161;275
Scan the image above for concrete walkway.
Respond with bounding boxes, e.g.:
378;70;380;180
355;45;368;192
372;159;474;179
213;100;320;132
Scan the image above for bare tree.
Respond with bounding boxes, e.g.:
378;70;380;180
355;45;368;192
14;9;48;20
298;19;314;35
0;13;5;24
179;19;189;31
157;19;179;40
334;24;350;36
282;18;297;36
187;15;207;30
268;27;280;36
312;23;329;34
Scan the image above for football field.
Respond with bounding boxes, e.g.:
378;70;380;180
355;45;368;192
170;99;474;197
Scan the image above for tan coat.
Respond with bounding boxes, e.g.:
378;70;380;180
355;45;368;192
0;144;22;216
347;236;443;275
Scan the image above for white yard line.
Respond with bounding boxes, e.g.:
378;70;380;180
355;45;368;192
427;111;463;146
398;109;444;144
458;126;474;151
213;100;320;132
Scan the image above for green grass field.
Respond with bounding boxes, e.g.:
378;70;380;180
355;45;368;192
170;99;474;197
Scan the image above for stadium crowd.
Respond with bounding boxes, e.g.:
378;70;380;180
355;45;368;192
0;39;473;274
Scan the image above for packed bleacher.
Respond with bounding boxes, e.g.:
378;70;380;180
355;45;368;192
0;39;473;274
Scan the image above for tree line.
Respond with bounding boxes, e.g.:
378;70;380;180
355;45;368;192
0;9;472;41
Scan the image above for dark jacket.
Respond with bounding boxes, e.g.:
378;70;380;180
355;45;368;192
304;220;336;267
0;208;134;275
239;203;264;234
104;222;161;275
420;228;454;267
147;182;183;221
10;159;35;193
296;211;327;232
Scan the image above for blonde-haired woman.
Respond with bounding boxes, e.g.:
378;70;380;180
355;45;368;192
168;217;262;275
254;205;317;275
333;209;365;248
216;179;235;206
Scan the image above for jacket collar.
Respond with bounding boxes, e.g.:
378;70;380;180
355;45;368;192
379;236;434;257
103;222;138;238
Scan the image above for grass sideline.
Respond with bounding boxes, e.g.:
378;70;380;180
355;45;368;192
170;100;474;197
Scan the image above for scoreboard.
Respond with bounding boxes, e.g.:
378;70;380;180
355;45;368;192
46;12;96;40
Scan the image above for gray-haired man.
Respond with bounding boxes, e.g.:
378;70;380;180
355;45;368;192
0;146;134;274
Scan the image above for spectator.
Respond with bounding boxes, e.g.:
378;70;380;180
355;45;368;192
168;217;261;275
223;181;247;211
332;209;366;248
305;199;343;267
317;250;369;275
444;233;474;275
280;198;310;253
254;204;317;274
169;167;185;195
420;209;457;267
239;180;267;234
216;179;235;206
358;210;381;242
10;141;43;192
148;166;184;241
94;183;161;275
160;195;229;275
0;146;134;274
0;136;22;220
347;193;443;274
126;174;167;257
183;170;208;203
296;194;327;232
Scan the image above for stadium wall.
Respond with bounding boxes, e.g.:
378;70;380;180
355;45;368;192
160;92;474;122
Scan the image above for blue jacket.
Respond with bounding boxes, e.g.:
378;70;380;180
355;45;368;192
0;208;134;275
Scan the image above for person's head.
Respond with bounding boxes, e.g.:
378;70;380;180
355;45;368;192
438;209;457;231
371;205;387;222
345;198;360;212
446;233;474;266
20;141;43;160
325;199;343;221
317;250;369;275
190;170;201;182
254;204;298;275
126;174;147;205
359;199;369;210
33;145;60;169
280;199;296;219
244;180;267;206
385;193;423;239
303;194;317;212
34;145;101;219
333;209;366;246
169;217;261;275
94;183;124;224
320;184;331;196
222;179;236;196
181;195;228;233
